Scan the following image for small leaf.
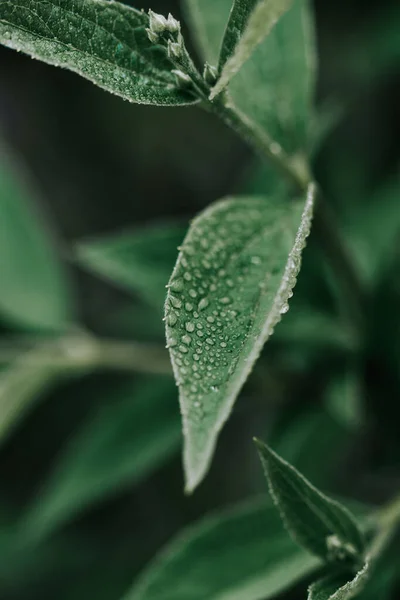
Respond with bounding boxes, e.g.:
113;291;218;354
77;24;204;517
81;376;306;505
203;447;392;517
255;440;365;565
75;221;186;311
0;0;196;106
308;563;370;600
165;186;315;492
211;0;293;98
0;146;72;331
22;376;181;541
123;498;321;600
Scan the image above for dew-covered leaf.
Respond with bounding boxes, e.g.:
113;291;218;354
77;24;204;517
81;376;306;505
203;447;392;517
22;376;181;542
0;0;196;106
165;187;315;492
75;221;187;312
255;440;366;566
0;146;72;331
212;0;293;98
123;498;320;600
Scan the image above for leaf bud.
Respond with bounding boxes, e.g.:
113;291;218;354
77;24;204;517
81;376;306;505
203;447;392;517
203;63;218;85
168;40;183;61
167;13;181;34
148;10;168;34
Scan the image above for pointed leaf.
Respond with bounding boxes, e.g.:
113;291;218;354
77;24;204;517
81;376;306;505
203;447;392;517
255;440;365;565
0;146;72;331
211;0;293;98
75;221;186;311
165;186;315;492
22;376;181;541
308;564;370;600
123;498;321;600
0;0;196;106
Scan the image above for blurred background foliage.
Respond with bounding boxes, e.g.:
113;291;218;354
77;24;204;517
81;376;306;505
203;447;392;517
0;0;399;598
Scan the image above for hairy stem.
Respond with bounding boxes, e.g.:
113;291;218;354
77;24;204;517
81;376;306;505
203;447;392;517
207;97;366;335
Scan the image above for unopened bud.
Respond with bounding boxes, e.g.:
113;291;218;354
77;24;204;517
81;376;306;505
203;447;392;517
146;28;159;44
168;40;183;60
172;69;192;87
167;13;180;34
148;10;168;34
203;63;218;85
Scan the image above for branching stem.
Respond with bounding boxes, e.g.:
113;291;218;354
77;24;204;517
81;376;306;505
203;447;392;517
205;96;366;336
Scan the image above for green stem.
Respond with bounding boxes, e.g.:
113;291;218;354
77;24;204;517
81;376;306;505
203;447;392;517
207;97;366;336
0;336;172;376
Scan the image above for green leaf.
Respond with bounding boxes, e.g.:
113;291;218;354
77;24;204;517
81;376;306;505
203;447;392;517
0;146;72;331
75;221;187;311
345;178;400;286
22;376;181;542
228;0;316;154
183;0;232;65
165;186;315;492
271;408;350;489
123;498;321;600
308;564;369;600
211;0;293;98
0;0;196;106
325;368;364;430
0;346;60;444
185;0;316;154
255;440;366;565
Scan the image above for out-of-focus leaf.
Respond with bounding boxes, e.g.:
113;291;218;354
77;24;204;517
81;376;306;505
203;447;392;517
75;221;186;311
0;346;60;444
272;408;350;488
345;178;400;286
165;188;315;492
183;0;232;65
0;147;72;331
325;368;364;430
275;307;357;353
255;441;366;565
123;498;320;600
212;0;293;98
22;376;181;541
0;0;197;106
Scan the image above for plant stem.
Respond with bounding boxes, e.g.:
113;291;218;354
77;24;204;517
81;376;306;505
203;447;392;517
0;336;172;376
207;97;366;335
